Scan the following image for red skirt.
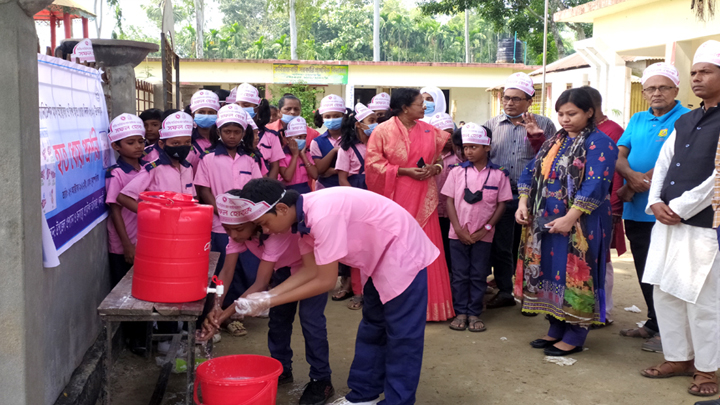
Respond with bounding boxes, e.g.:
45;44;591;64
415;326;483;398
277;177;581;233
423;210;455;322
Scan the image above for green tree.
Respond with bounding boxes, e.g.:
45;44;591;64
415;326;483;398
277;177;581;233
269;83;324;127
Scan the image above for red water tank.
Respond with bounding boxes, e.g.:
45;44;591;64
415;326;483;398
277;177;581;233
132;191;213;303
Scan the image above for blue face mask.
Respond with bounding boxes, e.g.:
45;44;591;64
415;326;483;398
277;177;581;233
364;123;379;136
281;114;296;124
424;101;435;115
294;139;306;150
324;117;343;130
243;107;256;118
194;114;217;128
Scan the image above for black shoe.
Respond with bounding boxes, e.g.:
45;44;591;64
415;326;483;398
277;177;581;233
278;370;294;386
299;379;334;405
486;294;516;309
544;345;584;356
521;311;539;317
694;399;720;405
530;338;561;349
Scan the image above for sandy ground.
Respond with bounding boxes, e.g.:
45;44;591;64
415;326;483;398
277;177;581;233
110;252;707;405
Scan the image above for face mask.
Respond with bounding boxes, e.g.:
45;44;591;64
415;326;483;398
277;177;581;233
424;101;435;115
243;107;256;118
281;114;296;124
294;139;306;150
194;114;217;128
324;117;342;130
163;144;192;161
504;112;523;119
462;166;490;205
364;123;379;136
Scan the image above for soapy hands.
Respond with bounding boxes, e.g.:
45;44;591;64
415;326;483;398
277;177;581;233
234;291;273;317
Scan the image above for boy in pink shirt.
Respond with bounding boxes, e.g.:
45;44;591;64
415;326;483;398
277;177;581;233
202;191;334;404
278;116;318;194
228;179;438;405
441;123;512;333
117;112;195;212
105;113;147;285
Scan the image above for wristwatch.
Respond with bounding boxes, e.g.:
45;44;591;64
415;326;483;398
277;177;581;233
484;224;493;231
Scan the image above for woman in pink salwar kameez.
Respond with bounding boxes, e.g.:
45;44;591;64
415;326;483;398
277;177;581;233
365;88;455;322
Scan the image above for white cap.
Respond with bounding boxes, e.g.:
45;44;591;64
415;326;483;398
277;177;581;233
318;94;346;115
368;92;390;110
236;83;261;105
216;104;249;128
190;90;221;113
429;113;454;131
505;72;535;97
461;123;490;145
108;113;145;143
286;117;308;137
226;87;237;104
355;103;374;122
159;112;194;139
693;40;720;67
641;62;680;86
216;191;286;224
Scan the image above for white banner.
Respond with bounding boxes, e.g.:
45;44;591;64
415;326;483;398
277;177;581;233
38;54;114;262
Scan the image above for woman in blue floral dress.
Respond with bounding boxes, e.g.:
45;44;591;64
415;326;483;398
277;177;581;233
515;88;618;356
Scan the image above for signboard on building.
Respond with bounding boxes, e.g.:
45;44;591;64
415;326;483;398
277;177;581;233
273;63;348;85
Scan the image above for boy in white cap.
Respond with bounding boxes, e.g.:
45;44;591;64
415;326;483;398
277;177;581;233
640;40;720;399
279;116;318;194
614;62;690;351
105;113;147;285
441;123;512;333
482;71;556;310
367;92;391;119
117;112;195;213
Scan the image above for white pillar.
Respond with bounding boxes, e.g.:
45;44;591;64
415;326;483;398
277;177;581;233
373;0;380;61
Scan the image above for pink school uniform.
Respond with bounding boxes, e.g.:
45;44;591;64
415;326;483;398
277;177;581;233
226;232;303;273
335;143;366;175
309;135;341;190
440;161;513;243
435;152;462;218
105;157;146;254
187;130;213;172
120;150;196;199
279;151;313;188
194;143;262;233
143;143;160;162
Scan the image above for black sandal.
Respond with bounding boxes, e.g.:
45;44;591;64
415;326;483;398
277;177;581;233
449;315;468;331
468;316;486;332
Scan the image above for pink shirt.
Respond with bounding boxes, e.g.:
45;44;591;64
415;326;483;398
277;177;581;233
436;152;462;218
105;158;145;254
335;144;366;175
259;130;285;163
440;161;513;242
143;144;160;162
120;151;196;200
226;232;304;273
296;187;439;303
187;132;213;173
194;144;263;232
310;134;341;190
279;151;313;186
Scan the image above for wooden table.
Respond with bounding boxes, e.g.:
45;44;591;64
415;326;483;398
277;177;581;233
98;252;219;405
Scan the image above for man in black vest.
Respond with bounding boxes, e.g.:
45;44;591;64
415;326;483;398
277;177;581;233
637;40;720;400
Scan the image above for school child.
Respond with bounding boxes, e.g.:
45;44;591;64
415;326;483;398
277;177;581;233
117;112;196;212
430;112;460;277
105;113;147;286
279;116;318;194
186;90;221;171
139;108;163;147
310;94;347;190
233;83;284;179
367;92;391;120
202;191;335;405
226;179;438;405
440;123;512;333
269;104;281;123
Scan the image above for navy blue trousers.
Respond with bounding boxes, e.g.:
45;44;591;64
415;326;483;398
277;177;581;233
346;268;427;405
548;317;589;347
268;267;332;380
450;240;492;317
210;232;259;307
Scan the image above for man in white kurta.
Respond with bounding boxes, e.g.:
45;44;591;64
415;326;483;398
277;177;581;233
641;40;720;399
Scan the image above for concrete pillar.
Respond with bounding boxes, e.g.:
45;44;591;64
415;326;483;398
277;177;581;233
106;64;137;117
0;1;47;403
82;17;88;38
668;40;701;109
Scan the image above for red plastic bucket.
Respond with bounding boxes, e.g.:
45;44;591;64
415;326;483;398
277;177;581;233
194;355;283;405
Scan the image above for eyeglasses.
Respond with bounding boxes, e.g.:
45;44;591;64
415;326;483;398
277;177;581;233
642;86;676;94
503;96;531;104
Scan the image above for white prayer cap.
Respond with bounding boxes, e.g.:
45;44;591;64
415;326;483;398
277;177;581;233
641;62;680;86
108;113;145;143
505;72;535;97
286;117;308;137
159;112;194;139
216;104;249;128
190;90;221;113
355;103;374;122
226;87;237;104
693;40;720;67
461;123;490;145
236;83;261;105
429;113;454;131
216;193;250;225
368;92;390;110
318;94;346;115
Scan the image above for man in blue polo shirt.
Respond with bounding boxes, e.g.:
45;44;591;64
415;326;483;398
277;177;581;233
615;62;690;353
